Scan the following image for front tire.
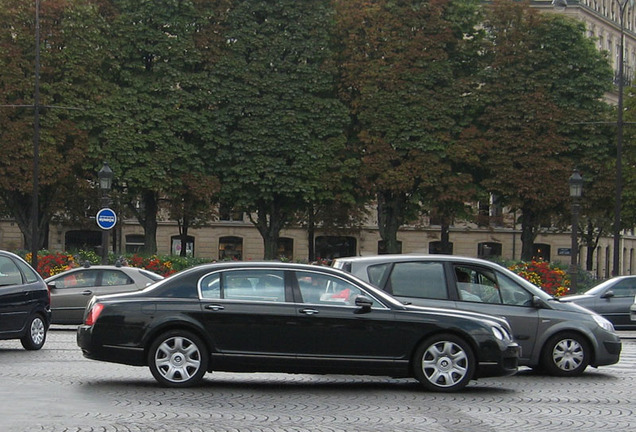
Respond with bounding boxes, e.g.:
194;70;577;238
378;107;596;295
413;334;475;392
540;332;590;376
148;330;208;387
20;314;47;350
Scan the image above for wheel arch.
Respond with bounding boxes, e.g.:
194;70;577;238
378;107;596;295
142;318;215;369
408;329;479;377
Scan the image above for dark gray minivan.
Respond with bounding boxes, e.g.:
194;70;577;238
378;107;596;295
333;254;622;376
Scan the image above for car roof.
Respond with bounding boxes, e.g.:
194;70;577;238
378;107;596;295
334;254;501;267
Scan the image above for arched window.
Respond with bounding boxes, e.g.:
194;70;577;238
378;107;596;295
219;236;243;260
533;244;551;262
126;235;145;253
171;235;195;256
429;241;453;254
65;230;101;251
277;238;293;260
477;242;502;259
378;240;402;254
315;236;356;261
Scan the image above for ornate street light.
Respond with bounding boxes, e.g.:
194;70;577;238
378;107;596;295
569;170;583;292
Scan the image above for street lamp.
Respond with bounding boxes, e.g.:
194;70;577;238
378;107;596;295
98;162;114;264
613;0;630;276
569;170;583;293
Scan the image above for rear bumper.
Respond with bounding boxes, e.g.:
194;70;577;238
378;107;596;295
77;325;146;366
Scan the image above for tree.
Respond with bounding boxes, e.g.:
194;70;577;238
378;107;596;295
465;0;613;260
208;0;350;259
86;0;219;253
0;0;106;251
335;0;483;254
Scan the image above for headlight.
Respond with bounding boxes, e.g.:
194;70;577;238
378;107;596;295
593;314;615;333
492;326;505;341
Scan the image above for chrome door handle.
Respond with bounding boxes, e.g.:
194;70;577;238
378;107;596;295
205;304;225;311
300;308;319;315
81;290;93;296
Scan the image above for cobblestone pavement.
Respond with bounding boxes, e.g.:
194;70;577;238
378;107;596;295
0;328;634;432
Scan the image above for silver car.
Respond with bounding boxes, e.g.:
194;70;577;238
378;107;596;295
46;265;163;324
561;276;636;330
333;254;621;376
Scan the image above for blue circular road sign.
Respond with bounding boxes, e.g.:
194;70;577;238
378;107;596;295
96;208;117;230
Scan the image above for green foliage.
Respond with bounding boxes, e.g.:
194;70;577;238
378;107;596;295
209;0;350;258
334;0;483;252
465;0;614;260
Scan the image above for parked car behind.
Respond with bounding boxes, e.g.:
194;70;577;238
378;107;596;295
46;264;163;324
77;262;519;392
561;276;636;330
0;250;50;350
631;296;636;322
333;254;622;377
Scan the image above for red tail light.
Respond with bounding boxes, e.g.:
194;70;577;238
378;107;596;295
85;303;104;326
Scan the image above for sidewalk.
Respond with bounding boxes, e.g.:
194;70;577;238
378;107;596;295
617;330;636;339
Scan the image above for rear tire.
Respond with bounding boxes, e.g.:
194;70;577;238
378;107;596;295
540;332;590;376
148;330;208;387
413;334;475;392
20;314;47;350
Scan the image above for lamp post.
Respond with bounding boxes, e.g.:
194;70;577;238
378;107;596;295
613;0;630;276
569;170;583;293
98;162;114;265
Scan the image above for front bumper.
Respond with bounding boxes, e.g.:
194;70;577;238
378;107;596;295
592;330;622;367
477;342;520;378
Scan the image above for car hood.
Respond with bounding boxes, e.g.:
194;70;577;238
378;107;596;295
548;297;597;315
559;294;594;302
404;304;511;329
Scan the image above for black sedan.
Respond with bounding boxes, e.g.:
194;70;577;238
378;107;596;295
0;250;51;350
77;262;519;392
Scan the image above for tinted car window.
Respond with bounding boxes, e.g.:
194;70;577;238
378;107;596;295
454;266;500;304
296;271;380;307
200;273;220;299
497;272;533;306
610;279;636;297
102;270;133;286
55;270;98;289
224;270;285;302
366;263;392;287
15;260;39;283
389;262;447;299
0;257;22;286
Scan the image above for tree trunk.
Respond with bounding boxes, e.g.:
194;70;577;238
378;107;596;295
137;190;158;254
440;214;452;254
251;199;286;260
307;207;316;262
377;191;406;254
520;206;539;261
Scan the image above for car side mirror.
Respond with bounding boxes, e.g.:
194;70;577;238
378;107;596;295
532;295;546;309
601;290;615;299
354;295;373;313
47;281;57;288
